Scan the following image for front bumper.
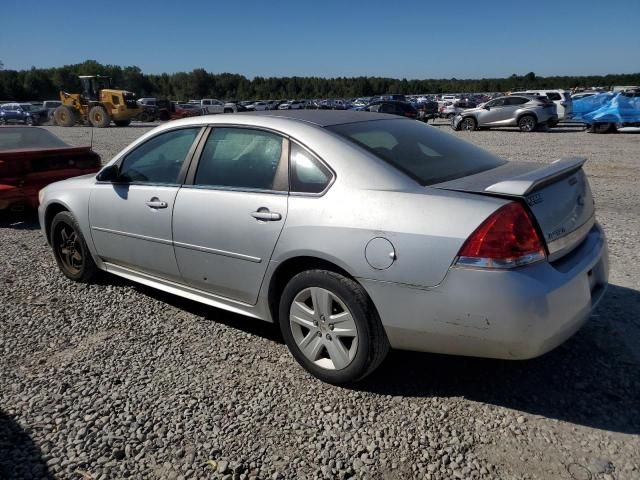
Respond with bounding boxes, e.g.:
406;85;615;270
361;223;608;360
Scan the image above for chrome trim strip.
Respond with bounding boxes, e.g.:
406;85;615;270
173;241;262;263
547;214;595;261
91;226;173;245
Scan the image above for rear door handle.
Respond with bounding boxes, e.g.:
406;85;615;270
251;208;282;221
145;197;168;209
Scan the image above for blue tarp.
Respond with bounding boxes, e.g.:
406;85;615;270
571;92;640;124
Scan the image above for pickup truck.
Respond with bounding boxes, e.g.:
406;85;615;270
188;99;245;114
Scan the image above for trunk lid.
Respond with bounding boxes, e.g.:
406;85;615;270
432;158;595;261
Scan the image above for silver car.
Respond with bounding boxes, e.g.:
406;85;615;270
39;111;608;384
452;95;558;132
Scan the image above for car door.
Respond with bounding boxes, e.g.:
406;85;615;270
477;98;510;125
172;127;289;304
89;127;203;281
5;104;21;123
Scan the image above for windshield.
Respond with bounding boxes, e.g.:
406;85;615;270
0;127;68;151
327;119;506;185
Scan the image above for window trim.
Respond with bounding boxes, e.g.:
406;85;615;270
288;141;336;197
183;125;290;195
96;126;206;187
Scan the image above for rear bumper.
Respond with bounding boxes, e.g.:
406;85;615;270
361;223;608;359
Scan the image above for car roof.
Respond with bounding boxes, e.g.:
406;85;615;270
232;110;395;126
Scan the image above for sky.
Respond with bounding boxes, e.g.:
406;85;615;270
1;0;639;79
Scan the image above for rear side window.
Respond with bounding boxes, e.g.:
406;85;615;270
195;128;283;190
328;119;506;185
505;97;528;105
119;128;200;184
546;92;562;101
290;143;332;194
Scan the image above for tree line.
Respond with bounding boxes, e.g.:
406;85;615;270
1;60;639;101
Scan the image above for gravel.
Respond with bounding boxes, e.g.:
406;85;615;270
1;121;639;479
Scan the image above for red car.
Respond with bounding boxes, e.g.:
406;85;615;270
171;103;203;119
0;126;101;211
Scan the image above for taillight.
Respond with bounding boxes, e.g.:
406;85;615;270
456;202;545;269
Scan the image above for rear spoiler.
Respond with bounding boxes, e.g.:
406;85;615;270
485;157;586;196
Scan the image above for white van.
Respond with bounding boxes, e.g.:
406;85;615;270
511;89;572;121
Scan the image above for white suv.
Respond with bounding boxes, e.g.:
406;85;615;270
511;89;572;122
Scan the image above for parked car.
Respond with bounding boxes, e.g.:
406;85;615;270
172;103;203;119
365;100;418;119
38;110;608;384
0;103;47;126
245;101;270;111
440;95;460;103
417;101;439;122
440;101;477;119
452;95;558;132
0;126;101;211
42;100;62;122
511;89;572;122
279;100;306;110
573;89;640;133
188;99;225;114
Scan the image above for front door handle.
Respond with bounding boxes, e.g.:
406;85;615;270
145;197;168;209
251;208;282;221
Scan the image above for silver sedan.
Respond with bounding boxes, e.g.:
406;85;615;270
38;111;608;384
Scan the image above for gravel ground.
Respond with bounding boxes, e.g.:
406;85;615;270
1;121;639;480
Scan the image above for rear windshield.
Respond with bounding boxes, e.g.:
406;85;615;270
0;127;68;151
327;119;506;185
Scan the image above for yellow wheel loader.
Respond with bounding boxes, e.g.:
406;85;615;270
53;75;142;127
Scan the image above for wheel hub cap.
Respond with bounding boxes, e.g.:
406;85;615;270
289;287;359;371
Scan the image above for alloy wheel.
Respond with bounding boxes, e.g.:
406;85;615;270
289;287;359;370
55;223;83;275
461;118;476;131
519;116;535;132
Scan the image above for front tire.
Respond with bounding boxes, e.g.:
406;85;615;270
51;211;98;283
88;106;111;128
279;270;389;384
518;114;536;132
460;117;477;131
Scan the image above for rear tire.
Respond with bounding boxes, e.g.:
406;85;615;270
588;122;614;134
53;106;77;127
518;114;537;132
279;269;389;384
50;211;98;283
113;119;131;127
88;106;111;128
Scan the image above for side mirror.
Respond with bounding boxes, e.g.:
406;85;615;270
96;164;121;182
483;105;490;110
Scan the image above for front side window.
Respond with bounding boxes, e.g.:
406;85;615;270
486;98;505;108
290;143;332;194
195;128;283;190
328;119;506;186
119;127;200;184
